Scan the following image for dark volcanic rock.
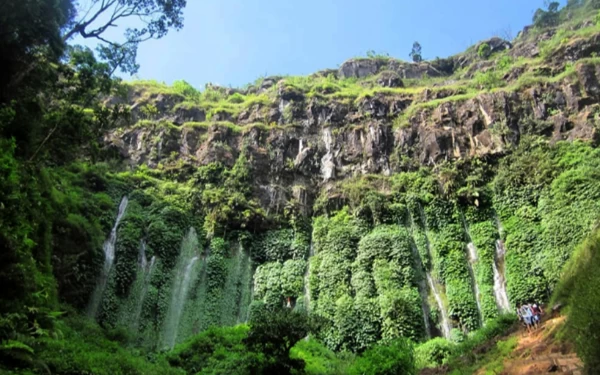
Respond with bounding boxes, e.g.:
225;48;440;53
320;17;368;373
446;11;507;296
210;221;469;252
338;58;443;79
376;71;404;87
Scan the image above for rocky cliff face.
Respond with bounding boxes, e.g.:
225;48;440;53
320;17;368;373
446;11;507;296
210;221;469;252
104;27;600;216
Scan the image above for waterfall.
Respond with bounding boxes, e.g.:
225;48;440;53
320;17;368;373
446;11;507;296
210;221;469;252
86;196;129;318
131;241;157;330
417;277;432;339
162;228;200;349
407;209;439;339
414;203;452;339
408;238;432;339
320;128;335;180
493;240;511;312
302;241;314;311
139;240;149;270
427;274;452;339
461;216;483;326
466;242;483;326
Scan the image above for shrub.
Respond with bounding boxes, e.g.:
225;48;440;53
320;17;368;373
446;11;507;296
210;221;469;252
33;317;182;375
348;339;416;375
167;325;258;375
415;337;454;368
478;43;492;59
553;229;600;373
172;80;201;102
228;92;245;104
290;338;347;375
473;70;503;90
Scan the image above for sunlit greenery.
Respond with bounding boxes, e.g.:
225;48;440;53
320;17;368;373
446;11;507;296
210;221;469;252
3;0;600;374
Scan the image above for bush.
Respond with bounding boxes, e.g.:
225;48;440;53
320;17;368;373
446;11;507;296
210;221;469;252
473;69;503;90
415;337;454;368
227;93;245;104
453;314;515;357
478;43;492;59
347;339;416;375
290;338;348;375
167;325;259;375
553;229;600;373
32;317;182;375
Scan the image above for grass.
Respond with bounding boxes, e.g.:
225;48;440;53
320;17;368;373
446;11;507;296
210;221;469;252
448;336;518;375
413;315;517;373
123;11;600;137
392;92;479;129
539;24;600;61
127;80;276;123
550;228;600;373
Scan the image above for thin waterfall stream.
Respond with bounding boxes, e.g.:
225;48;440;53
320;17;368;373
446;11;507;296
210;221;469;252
427;273;452;339
412;207;452;339
466;241;483;326
87;196;129;318
162;228;200;349
493;240;511;311
493;217;511;311
131;241;157;330
406;215;432;339
302;241;314;311
461;216;484;326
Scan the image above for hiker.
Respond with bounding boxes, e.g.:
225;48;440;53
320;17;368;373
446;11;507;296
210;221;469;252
520;304;534;333
526;303;539;329
531;303;543;327
516;305;524;326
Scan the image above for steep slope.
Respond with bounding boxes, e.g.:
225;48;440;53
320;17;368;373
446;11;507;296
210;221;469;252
65;4;600;356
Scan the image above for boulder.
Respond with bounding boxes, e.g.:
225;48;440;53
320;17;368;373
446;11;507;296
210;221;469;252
376;71;404;87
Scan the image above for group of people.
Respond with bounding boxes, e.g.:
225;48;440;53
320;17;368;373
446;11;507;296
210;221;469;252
516;303;543;333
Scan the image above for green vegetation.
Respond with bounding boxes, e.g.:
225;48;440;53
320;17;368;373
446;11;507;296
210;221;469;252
553;229;600;374
478;43;492;59
4;0;600;374
410;42;423;63
414;314;515;372
0;315;183;375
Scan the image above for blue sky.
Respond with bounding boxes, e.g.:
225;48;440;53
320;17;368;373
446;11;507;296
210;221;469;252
80;0;563;88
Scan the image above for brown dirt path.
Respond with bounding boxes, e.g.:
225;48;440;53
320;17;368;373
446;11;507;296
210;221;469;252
494;316;583;375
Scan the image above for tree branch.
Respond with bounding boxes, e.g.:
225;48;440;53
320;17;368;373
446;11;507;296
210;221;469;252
29;124;59;162
62;0;118;41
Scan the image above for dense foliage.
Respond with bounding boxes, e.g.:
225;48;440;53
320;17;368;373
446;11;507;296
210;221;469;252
3;0;600;373
553;229;600;373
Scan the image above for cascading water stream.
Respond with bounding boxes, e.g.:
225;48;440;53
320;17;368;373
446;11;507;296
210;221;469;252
466;242;483;326
409;209;448;339
320;128;335;180
302;241;314;311
162;228;200;349
427;274;452;339
461;216;484;326
416;204;452;339
493;240;511;312
412;250;433;339
131;241;157;330
86;196;129;318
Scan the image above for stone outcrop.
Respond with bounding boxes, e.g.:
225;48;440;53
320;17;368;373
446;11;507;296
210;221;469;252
104;29;600;216
338;58;443;79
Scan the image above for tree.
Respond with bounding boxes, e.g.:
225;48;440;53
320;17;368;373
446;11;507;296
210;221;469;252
0;0;75;101
409;42;423;63
62;0;187;75
245;308;310;374
533;1;561;28
0;0;186;160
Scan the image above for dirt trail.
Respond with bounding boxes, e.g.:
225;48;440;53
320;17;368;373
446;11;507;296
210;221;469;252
491;316;583;375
